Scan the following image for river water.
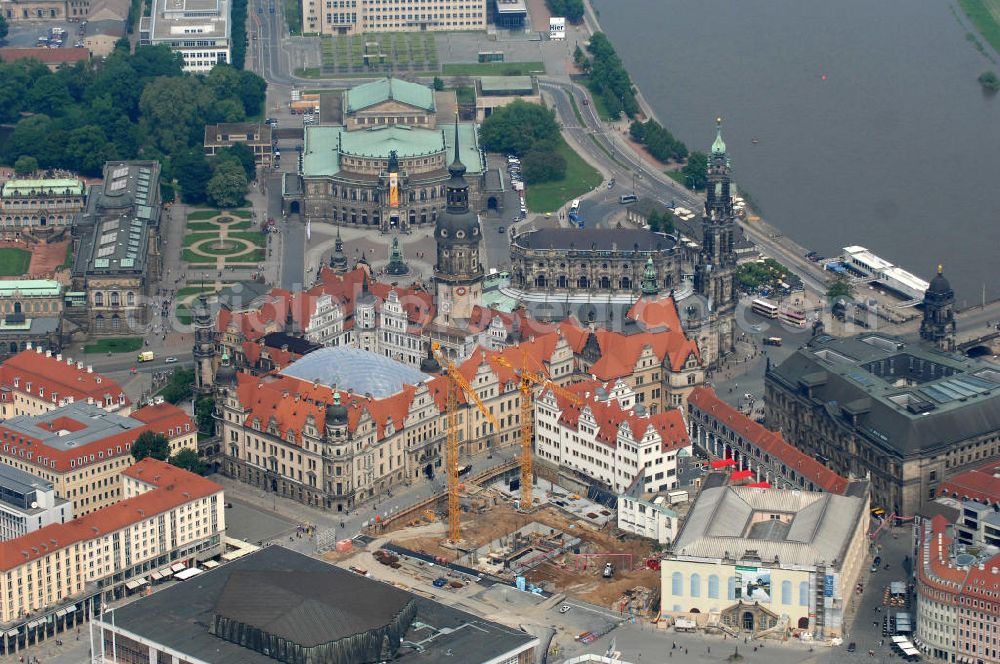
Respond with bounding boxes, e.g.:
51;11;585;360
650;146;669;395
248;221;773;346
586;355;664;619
592;0;1000;303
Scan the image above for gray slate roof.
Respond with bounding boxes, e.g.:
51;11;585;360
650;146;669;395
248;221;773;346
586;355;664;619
672;486;866;569
514;228;677;253
768;334;1000;457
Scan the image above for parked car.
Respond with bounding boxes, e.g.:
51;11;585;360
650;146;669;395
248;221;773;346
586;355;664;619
432;577;448;588
559;605;571;614
603;563;614;578
498;225;505;234
847;642;856;653
165;357;178;363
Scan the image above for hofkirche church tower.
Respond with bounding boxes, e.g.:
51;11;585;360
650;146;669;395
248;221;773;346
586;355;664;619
433;120;483;328
691;118;738;365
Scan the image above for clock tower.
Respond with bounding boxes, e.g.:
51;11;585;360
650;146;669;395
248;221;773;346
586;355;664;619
433;120;483;327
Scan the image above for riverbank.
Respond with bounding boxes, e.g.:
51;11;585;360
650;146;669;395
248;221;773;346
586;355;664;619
958;0;1000;58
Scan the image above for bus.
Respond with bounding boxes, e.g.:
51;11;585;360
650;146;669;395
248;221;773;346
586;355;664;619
779;308;807;328
751;298;779;319
763;337;782;347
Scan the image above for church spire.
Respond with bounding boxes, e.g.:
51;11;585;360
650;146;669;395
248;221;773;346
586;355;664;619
640;257;659;298
711;116;727;156
448;114;466;179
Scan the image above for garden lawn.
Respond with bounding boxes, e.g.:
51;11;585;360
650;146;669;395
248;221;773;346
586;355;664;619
0;248;32;276
524;138;601;213
83;337;143;354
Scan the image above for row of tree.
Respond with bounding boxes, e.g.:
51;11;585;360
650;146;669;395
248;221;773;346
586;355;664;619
545;0;584;23
735;258;791;290
681;151;708;190
0;44;266;188
629;119;689;163
583;32;639;120
231;0;249;69
479;100;567;184
646;208;675;235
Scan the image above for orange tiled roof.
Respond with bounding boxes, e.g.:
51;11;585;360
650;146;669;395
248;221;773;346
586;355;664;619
938;460;1000;505
688;386;849;494
546;379;689;452
918;515;1000;606
129;403;195;437
0;459;221;572
0;48;90;65
0;348;129;408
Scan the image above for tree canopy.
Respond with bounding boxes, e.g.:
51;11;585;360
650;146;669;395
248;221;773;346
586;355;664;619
0;46;266;181
584;33;639;120
169;448;205;475
545;0;584;23
521;142;567;184
827;277;854;301
736;258;791;290
630;120;688;163
0;16;8;40
207;160;249;208
682;151;709;190
159;368;195;404
479;100;561;157
131;431;170;462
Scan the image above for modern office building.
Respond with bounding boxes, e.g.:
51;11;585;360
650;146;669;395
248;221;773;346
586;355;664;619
0;465;71;540
139;0;230;72
0;459;224;656
0;400;196;515
302;0;487;35
765;332;1000;516
92;545;537;664
661;484;870;639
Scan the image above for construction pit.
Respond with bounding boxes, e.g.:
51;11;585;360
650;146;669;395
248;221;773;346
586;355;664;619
369;484;662;611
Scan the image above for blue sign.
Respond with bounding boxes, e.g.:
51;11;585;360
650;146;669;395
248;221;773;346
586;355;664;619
824;574;834;597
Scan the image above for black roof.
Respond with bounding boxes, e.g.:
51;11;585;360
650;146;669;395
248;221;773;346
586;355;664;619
515;227;676;253
262;331;321;355
105;546;535;664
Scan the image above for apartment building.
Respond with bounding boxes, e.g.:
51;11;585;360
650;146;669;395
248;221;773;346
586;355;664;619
0;346;131;419
534;378;691;495
0;459;223;655
0;401;196;515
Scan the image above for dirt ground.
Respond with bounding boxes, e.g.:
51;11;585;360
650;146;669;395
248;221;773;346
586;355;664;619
387;501;660;609
0;239;71;280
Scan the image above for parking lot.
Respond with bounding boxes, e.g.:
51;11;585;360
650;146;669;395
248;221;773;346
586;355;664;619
1;20;86;49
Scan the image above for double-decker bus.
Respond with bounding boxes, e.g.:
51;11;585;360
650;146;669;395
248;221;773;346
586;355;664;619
779;307;807;328
751;298;779;319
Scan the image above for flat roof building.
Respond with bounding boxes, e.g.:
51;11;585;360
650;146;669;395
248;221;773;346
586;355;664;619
475;75;541;121
139;0;230;72
302;0;486;35
765;333;1000;516
204;122;273;168
93;545;537;664
661;484;870;639
0;464;71;541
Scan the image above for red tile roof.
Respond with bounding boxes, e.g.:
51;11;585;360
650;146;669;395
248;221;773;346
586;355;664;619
938;460;1000;505
0;459;220;572
0;48;90;66
545;378;689;452
0;403;192;473
688;386;850;494
0;348;129;408
917;515;1000;607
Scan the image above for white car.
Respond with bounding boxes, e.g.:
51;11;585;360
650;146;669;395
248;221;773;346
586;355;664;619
559;605;571;614
165;357;178;363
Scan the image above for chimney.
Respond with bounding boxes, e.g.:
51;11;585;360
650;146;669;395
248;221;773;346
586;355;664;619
76;362;83;370
25;342;32;350
36;346;42;354
66;357;72;366
55;353;62;361
45;350;52;358
86;366;93;374
282;389;289;398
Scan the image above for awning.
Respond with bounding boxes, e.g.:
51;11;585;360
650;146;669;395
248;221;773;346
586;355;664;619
892;636;908;644
202;560;220;569
902;647;919;656
5;629;19;637
174;567;204;581
26;620;42;629
710;459;737;469
124;577;148;590
54;608;68;617
746;481;771;488
150;570;164;581
124;579;140;590
730;470;754;481
170;562;187;573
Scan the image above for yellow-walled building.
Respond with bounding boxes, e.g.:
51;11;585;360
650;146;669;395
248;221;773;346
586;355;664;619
661;484;869;640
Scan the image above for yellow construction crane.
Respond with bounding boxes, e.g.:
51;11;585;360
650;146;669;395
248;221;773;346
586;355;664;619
433;344;499;542
493;352;582;510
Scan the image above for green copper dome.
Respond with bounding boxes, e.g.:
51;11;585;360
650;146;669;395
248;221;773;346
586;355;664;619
711;116;726;156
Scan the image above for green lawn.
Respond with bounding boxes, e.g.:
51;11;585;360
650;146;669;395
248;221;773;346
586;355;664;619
665;170;687;187
442;62;546;76
84;337;144;354
230;231;267;247
0;248;31;276
58;242;74;271
186;220;252;232
226;249;265;264
584;83;619;121
176;285;217;298
182;249;217;263
187;209;223;221
960;0;1000;55
524;138;602;213
285;0;302;35
175;303;193;325
183;233;218;247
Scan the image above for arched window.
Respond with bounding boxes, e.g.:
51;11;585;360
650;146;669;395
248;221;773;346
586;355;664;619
110;292;120;306
94;292;104;306
799;581;810;606
708;574;719;599
126;292;135;306
727;576;737;600
671;571;683;596
781;580;792;605
690;573;701;598
578;276;589;288
620;277;631;289
599;277;610;289
535;275;547;288
557;276;568;288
